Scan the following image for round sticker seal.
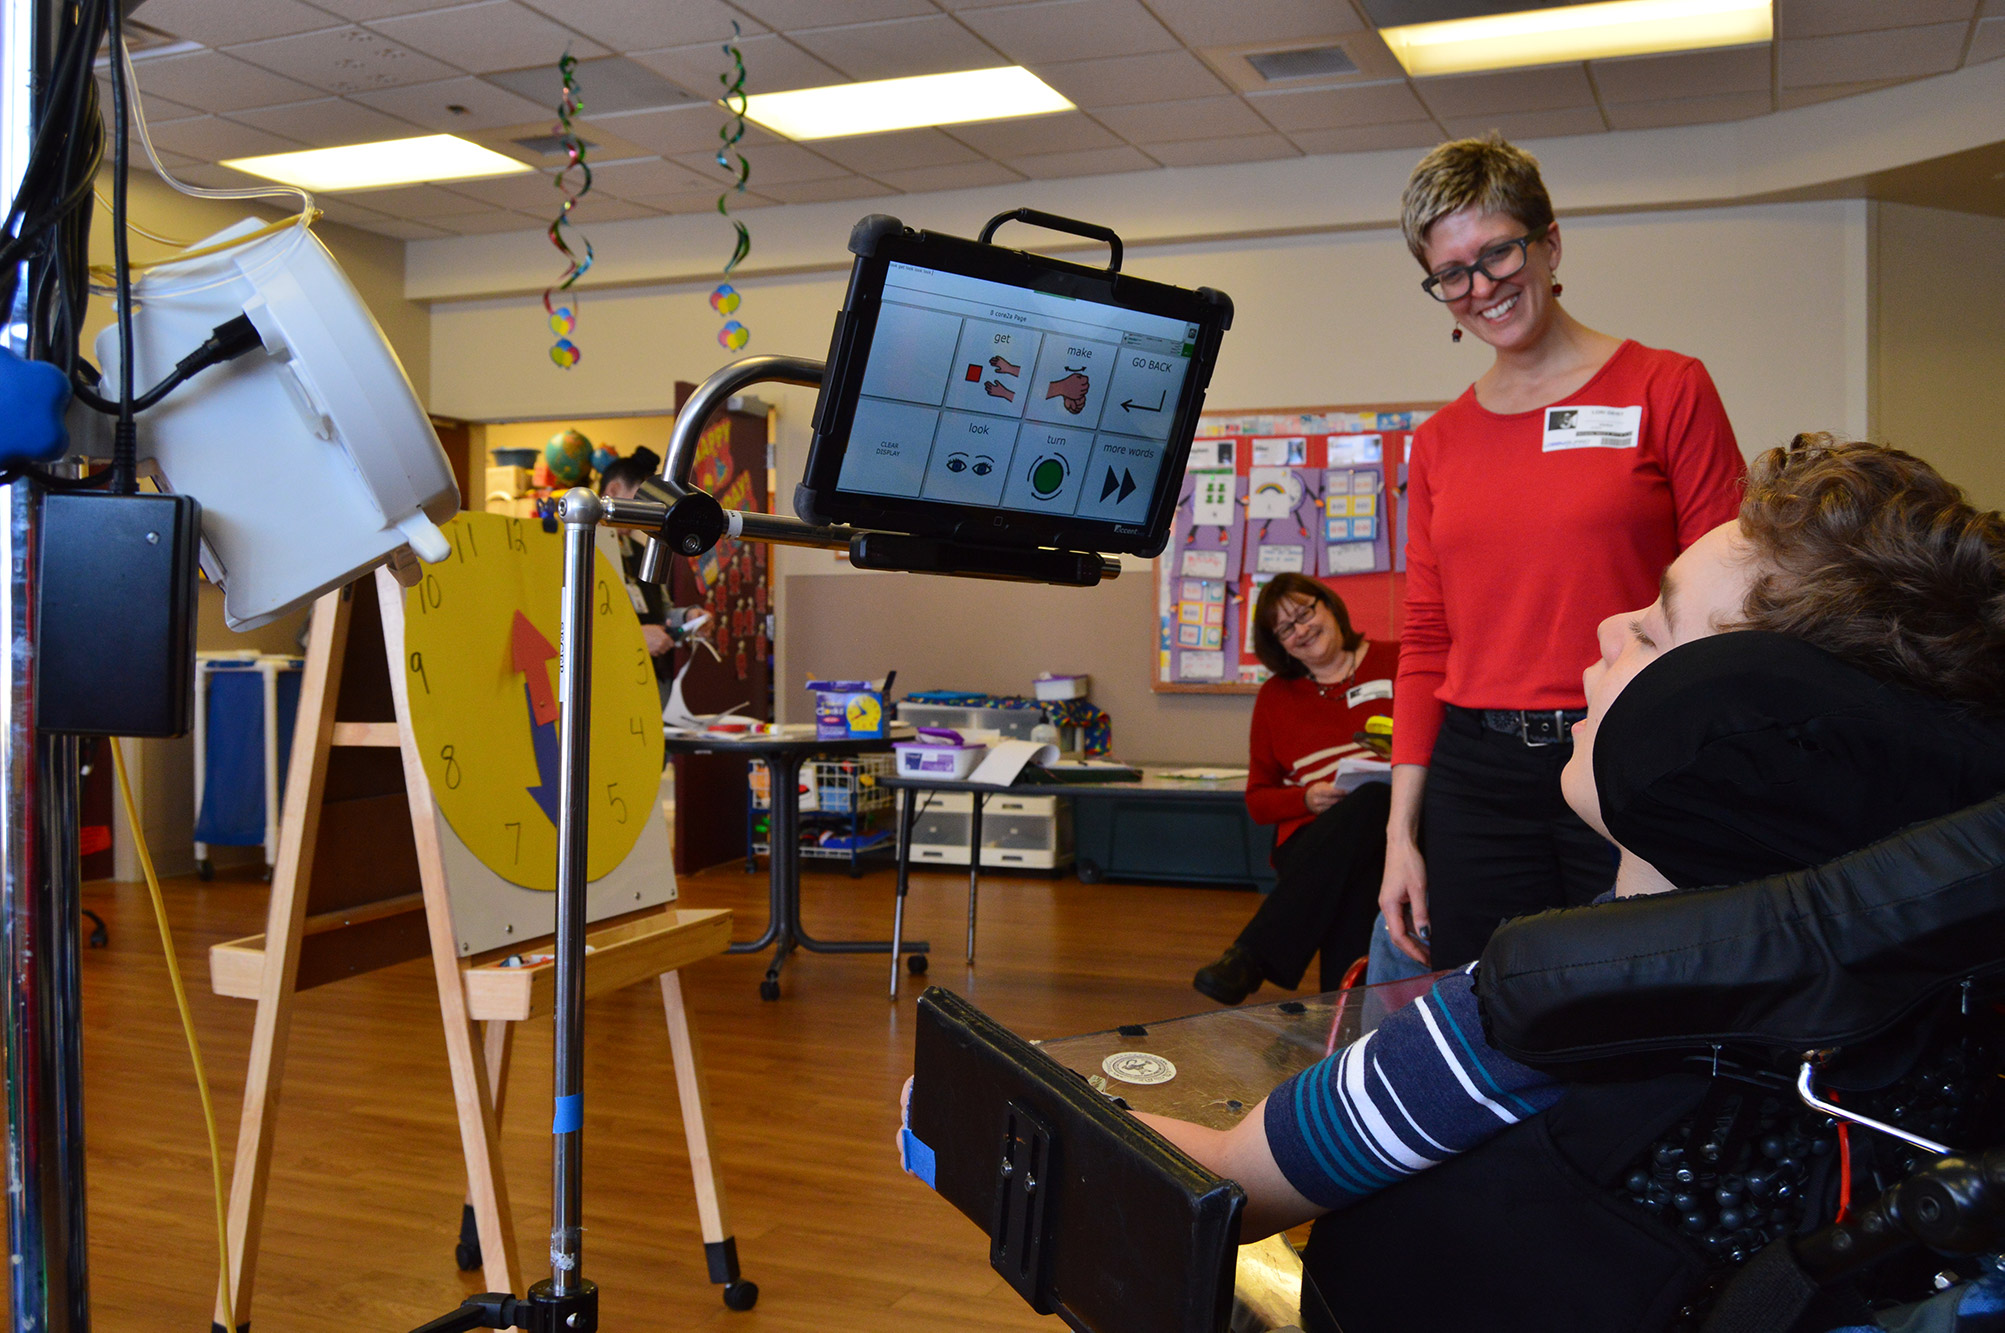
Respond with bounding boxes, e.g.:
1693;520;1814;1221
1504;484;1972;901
1102;1051;1177;1086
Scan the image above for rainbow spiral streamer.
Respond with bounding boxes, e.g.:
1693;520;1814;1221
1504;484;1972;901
713;22;751;351
542;48;594;369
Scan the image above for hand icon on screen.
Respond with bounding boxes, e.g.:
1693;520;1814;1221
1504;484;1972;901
1045;369;1090;415
988;354;1020;377
982;379;1016;403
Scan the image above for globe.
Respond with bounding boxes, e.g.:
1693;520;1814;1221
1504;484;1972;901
544;429;593;485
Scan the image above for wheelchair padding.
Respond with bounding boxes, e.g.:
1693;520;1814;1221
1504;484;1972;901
1476;792;2005;1068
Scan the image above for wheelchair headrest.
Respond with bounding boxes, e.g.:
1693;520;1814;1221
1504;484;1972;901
1476;792;2005;1069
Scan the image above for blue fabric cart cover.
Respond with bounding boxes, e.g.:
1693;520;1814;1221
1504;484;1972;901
194;667;303;846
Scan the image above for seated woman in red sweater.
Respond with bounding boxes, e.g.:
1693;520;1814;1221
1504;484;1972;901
1193;574;1397;1004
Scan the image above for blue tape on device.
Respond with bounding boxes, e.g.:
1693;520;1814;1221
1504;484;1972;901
553;1093;583;1134
0;347;71;470
900;1126;936;1189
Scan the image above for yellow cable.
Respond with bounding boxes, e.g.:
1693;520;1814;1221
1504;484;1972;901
109;739;235;1333
87;209;322;284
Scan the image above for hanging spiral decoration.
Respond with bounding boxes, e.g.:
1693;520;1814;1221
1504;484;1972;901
542;48;594;369
713;22;751;352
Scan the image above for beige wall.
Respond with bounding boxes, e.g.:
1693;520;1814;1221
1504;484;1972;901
1873;202;2005;509
431;198;1868;757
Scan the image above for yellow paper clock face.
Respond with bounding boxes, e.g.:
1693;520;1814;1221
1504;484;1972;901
401;512;664;890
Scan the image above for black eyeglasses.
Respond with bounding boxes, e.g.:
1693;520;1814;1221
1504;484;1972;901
1420;224;1550;303
1271;602;1320;640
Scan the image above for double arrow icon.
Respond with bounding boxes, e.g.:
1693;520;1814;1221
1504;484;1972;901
1099;466;1137;504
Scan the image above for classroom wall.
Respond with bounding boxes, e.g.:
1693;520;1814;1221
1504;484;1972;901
1873;202;2005;510
430;198;1868;759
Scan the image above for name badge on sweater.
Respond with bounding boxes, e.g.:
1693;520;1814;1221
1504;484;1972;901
1347;678;1393;708
1542;405;1641;451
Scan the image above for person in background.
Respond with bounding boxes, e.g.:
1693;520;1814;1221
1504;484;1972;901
597;448;678;705
1379;133;1747;972
1192;574;1396;1005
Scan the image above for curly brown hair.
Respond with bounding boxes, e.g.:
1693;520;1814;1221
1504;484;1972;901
1252;573;1363;678
1735;435;2005;709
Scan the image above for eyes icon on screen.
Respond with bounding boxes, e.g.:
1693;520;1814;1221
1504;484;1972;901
945;452;996;476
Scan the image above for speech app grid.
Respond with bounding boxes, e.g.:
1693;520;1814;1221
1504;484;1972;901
836;263;1198;528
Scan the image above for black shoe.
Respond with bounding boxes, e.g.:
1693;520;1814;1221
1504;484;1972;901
1194;945;1264;1005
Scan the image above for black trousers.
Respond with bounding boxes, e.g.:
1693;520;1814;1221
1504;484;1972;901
1235;780;1392;992
1420;705;1616;969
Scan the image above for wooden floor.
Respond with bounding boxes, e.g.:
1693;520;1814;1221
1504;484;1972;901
67;857;1262;1332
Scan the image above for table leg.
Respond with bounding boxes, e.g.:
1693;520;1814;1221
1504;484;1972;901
889;789;920;1000
966;791;984;964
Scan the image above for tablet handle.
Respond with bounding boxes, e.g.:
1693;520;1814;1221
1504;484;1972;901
979;209;1123;274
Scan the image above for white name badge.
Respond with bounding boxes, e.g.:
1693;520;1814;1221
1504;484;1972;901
1542;404;1642;452
1347;678;1393;708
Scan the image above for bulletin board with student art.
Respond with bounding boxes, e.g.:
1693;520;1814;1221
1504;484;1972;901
1153;403;1442;693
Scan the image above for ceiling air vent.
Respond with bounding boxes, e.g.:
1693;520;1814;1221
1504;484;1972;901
1246;45;1359;81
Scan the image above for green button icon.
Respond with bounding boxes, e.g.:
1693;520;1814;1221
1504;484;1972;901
1029;455;1068;499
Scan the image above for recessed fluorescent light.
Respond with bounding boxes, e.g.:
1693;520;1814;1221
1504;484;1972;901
1381;0;1772;78
741;66;1072;141
220;134;532;192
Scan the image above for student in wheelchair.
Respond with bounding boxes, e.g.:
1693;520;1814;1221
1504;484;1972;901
1133;436;2005;1331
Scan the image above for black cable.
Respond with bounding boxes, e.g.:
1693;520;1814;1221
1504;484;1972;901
106;0;137;495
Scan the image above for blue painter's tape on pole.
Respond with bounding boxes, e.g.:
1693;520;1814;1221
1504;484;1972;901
553;1093;583;1134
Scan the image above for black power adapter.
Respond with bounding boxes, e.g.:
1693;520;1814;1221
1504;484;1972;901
37;491;201;737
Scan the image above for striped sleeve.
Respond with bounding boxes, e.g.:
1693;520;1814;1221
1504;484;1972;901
1261;968;1561;1211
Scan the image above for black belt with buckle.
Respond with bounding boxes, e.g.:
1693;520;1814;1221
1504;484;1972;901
1480;708;1586;747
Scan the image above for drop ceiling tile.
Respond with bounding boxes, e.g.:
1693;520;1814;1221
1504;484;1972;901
871;159;1026;191
513;0;769;52
365;2;610;75
223;27;462;94
1247;79;1429;130
107;83;204;124
1089;96;1271;142
143;116;307;160
565;196;667;222
1034;50;1232;106
227;97;423;148
808;128;985;173
349;75;554;129
1985;0;2005;16
1144;0;1366;48
1603;90;1772;130
1780;22;1969;86
306;195;394;225
340;182;496;215
588;157;718;200
933;0;1052;8
361;217;456;238
1416;65;1597;118
306;0;472;21
483;55;701;113
630;34;843;97
755;175;899;203
1775;77;1897;107
1440;105;1607;140
1591;44;1771;104
1971;17;2005;62
789;16;1005;81
734;0;940;26
592;104;784;156
1287;121;1439;154
957;0;1181;65
668;141;852;183
141;148;205;172
130;51;325;113
1142;132;1301;166
1778;0;1977;39
942;110;1120;156
129;0;343;46
627;187;778;213
426;208;546;234
1005;143;1157;177
431;169;566;208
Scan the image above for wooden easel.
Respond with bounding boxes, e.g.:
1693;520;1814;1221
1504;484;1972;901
208;569;742;1329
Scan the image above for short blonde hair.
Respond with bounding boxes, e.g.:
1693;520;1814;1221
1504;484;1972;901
1399;133;1555;266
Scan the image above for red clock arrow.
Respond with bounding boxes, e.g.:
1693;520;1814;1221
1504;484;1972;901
511;611;559;727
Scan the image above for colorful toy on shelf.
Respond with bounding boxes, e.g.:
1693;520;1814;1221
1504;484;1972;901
543;428;593;485
591;442;620;474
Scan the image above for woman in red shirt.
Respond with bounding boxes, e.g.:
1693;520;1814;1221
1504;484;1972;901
1378;135;1746;971
1193;574;1397;1004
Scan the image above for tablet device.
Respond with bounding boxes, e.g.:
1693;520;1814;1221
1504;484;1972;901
797;212;1233;559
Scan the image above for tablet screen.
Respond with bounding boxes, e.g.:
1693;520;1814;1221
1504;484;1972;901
833;260;1201;530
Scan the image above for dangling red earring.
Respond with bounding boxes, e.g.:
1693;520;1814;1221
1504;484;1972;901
1551;280;1563;296
1451;326;1463;342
